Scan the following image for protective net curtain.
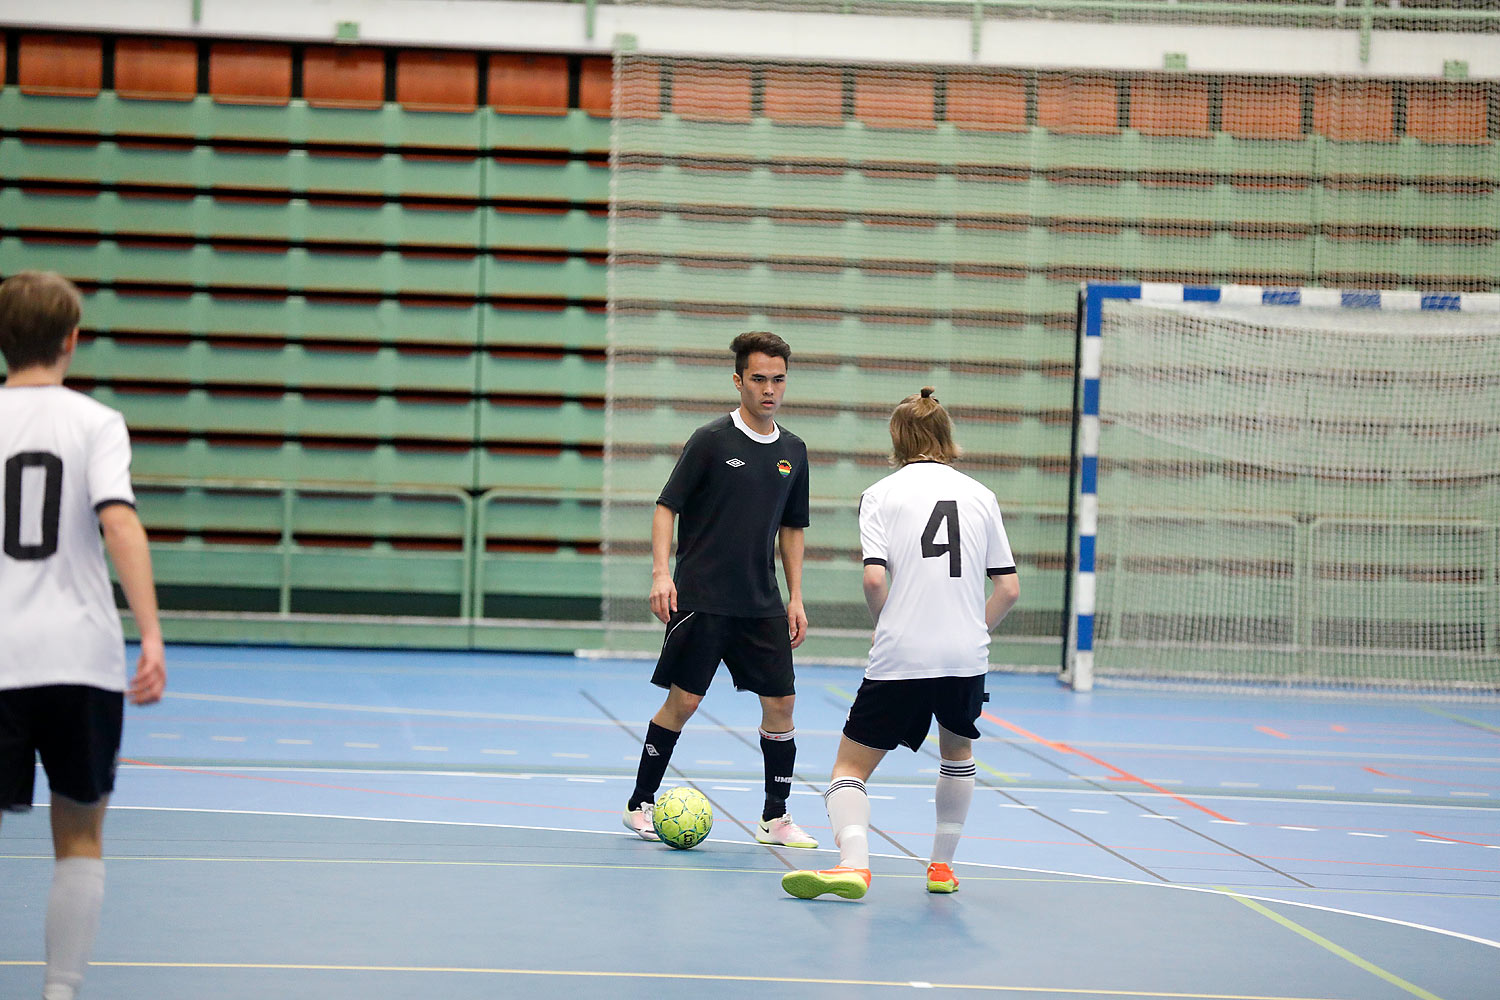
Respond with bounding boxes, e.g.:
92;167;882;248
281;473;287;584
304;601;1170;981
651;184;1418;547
603;55;1051;658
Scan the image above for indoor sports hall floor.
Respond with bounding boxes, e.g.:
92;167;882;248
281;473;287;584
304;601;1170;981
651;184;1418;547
2;644;1497;999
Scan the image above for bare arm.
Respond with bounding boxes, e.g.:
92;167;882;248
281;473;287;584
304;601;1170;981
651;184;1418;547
778;525;807;649
862;563;889;626
649;503;678;624
98;504;166;705
986;572;1020;632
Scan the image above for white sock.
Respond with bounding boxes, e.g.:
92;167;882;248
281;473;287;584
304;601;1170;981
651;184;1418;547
824;776;870;870
932;758;976;865
44;857;105;1000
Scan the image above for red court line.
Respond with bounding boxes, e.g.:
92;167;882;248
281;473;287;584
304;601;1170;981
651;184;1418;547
120;758;612;816
1413;830;1499;848
1256;726;1291;740
980;713;1235;823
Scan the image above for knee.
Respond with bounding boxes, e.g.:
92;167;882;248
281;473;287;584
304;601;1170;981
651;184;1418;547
761;695;796;731
662;689;703;726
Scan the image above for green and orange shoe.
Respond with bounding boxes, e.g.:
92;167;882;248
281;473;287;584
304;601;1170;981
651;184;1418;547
781;866;872;900
926;862;959;893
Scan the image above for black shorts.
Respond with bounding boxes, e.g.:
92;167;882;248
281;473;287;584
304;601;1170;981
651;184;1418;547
843;675;988;753
0;685;124;812
651;611;796;698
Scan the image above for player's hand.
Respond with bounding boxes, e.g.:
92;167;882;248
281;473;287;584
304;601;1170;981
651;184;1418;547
786;599;808;649
128;636;167;706
649;572;678;625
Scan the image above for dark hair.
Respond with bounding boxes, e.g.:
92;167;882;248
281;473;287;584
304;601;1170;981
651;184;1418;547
730;331;791;376
890;386;960;465
0;271;82;371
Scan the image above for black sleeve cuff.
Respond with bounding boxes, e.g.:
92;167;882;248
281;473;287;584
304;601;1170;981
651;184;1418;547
94;498;137;514
863;557;887;567
989;566;1017;576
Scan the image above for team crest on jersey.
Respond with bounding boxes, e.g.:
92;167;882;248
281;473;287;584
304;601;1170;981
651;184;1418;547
776;459;792;477
725;458;745;468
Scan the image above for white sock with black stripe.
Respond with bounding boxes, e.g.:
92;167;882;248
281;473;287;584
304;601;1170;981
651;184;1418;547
823;776;870;870
933;758;976;865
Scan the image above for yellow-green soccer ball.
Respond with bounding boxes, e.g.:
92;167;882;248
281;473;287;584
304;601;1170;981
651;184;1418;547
652;786;713;849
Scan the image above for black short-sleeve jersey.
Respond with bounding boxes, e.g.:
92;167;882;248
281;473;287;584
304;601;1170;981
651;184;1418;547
657;414;810;617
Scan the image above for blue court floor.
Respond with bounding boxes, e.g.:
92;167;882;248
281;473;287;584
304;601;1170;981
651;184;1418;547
2;644;1498;999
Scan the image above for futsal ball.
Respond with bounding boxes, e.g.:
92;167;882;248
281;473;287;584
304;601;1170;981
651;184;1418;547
652;786;713;849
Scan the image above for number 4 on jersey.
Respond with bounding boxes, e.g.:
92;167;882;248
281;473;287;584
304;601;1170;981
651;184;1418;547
921;500;961;578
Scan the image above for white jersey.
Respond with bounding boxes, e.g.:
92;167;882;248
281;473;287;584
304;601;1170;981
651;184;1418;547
0;386;136;692
859;461;1016;680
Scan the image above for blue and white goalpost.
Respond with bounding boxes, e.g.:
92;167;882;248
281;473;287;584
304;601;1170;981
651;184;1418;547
1066;283;1500;694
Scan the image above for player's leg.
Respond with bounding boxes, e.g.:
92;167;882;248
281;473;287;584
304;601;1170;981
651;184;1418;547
824;735;885;870
625;613;723;840
45;794;108;1000
33;685;122;1000
724;617;818;847
782;679;912;900
926;675;984;893
625;683;701;835
927;725;975;891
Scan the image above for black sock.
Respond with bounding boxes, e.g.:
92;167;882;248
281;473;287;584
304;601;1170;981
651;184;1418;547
629;721;681;810
760;728;796;821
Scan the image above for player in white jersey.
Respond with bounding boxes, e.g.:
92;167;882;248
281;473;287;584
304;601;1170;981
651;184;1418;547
0;271;166;1000
782;387;1018;901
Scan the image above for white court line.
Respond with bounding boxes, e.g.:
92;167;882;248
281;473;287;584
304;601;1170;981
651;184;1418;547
64;803;1500;953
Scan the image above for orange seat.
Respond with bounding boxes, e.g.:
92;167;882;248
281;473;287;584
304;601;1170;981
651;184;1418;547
1037;74;1120;135
1221;80;1305;140
116;38;197;101
396;50;478;112
764;65;844;126
1130;78;1211;138
210;42;293;106
489;53;569;115
1407;83;1489;145
579;56;617;118
945;71;1027;133
19;33;103;97
1312;81;1395;142
304;45;385;110
672;61;753;124
853;68;935;130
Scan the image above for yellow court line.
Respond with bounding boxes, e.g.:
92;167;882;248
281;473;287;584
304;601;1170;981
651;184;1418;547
1419;705;1500;736
1221;891;1447;1000
823;683;1019;782
0;960;1355;998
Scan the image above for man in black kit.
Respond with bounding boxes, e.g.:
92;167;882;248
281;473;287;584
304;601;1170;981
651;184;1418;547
622;331;818;849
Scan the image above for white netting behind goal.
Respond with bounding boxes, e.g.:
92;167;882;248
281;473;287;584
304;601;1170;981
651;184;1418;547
1091;299;1500;690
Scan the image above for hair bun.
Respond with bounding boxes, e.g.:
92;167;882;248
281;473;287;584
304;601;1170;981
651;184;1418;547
920;386;936;398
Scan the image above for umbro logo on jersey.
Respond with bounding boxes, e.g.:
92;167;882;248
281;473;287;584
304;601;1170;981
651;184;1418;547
725;458;746;468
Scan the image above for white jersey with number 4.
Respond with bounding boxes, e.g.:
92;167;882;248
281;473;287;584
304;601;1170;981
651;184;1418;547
860;461;1016;680
0;386;136;692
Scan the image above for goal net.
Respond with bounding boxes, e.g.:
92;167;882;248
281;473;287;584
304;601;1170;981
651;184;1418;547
1069;285;1500;693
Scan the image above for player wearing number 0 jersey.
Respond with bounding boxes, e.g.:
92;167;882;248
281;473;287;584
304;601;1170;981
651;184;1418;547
783;387;1018;902
0;271;166;1000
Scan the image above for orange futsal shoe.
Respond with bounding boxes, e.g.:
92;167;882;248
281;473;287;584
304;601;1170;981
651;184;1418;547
781;866;872;900
926;862;959;893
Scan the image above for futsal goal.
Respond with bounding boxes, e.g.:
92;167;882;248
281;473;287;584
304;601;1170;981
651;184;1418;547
1066;283;1500;695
